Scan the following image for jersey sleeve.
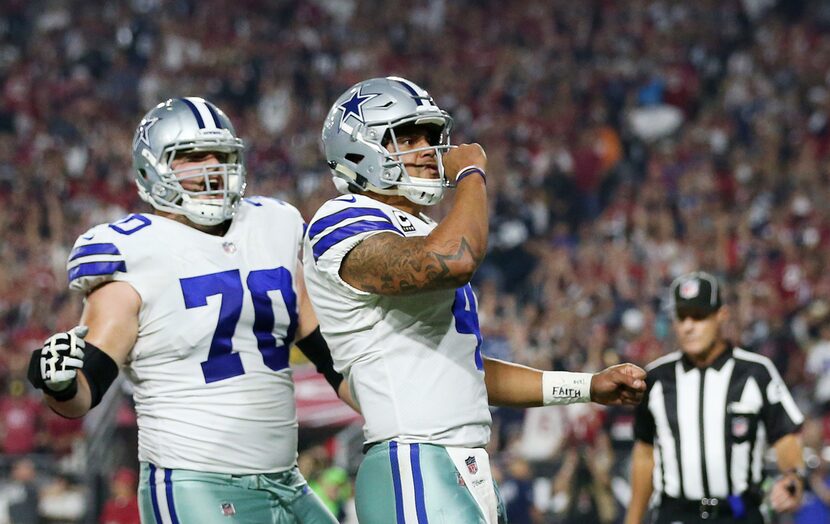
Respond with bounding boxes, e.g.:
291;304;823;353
758;358;804;444
66;223;130;294
306;199;403;281
633;374;656;444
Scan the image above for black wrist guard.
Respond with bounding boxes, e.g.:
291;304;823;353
296;327;343;392
27;348;46;389
47;380;79;402
81;342;119;409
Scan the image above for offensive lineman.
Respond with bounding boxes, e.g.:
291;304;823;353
27;97;350;523
303;76;648;523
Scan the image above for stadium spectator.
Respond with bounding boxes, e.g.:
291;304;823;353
5;458;40;524
496;456;541;524
0;379;41;455
98;467;139;524
39;473;85;524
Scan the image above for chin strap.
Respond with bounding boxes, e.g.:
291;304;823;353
331;163;445;206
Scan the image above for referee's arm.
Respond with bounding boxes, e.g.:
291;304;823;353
762;360;806;513
770;434;805;512
625;382;655;524
626;441;654;524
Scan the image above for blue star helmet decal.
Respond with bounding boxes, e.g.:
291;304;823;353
134;116;159;149
338;88;380;128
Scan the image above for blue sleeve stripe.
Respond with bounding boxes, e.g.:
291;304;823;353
69;243;121;261
307;207;392;240
312;220;400;261
68;261;127;282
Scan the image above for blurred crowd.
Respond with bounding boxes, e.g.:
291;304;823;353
1;0;830;522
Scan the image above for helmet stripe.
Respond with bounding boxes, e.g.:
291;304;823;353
179;97;205;128
394;79;425;106
204;102;224;129
180;97;221;130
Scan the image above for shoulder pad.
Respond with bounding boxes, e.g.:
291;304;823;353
306;197;400;262
67;215;151;293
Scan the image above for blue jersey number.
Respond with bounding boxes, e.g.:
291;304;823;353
180;268;298;383
109;214;152;235
452;284;483;370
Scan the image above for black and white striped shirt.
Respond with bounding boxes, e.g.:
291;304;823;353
633;345;804;501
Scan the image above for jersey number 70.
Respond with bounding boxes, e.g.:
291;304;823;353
180;268;297;383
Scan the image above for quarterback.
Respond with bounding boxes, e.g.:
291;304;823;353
303;76;648;523
28;97;349;523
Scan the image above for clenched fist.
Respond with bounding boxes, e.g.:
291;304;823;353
590;363;647;406
443;143;486;184
28;326;88;399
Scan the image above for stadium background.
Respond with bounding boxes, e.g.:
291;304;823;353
1;0;829;522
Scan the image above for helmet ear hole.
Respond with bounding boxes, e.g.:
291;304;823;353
345;153;364;164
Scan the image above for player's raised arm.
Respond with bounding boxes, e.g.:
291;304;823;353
339;144;488;295
29;281;138;418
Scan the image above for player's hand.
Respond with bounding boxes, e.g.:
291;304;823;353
770;472;803;513
590;363;646;405
27;326;88;395
443;143;486;183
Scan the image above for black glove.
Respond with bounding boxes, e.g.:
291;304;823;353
27;326;88;401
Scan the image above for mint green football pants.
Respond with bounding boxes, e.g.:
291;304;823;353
355;442;507;524
138;463;337;524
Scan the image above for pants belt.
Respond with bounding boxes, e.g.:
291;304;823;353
660;494;758;520
362;441;379;454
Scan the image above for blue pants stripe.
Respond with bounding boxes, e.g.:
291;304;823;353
164;468;181;524
148;464;163;524
389;441;406;524
410;444;429;524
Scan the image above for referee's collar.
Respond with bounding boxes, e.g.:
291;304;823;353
681;343;733;372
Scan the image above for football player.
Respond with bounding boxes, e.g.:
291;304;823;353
303;76;648;523
28;97;350;523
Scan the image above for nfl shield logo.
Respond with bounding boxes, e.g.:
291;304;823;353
465;456;478;475
679;280;700;299
732;416;749;438
220;502;236;516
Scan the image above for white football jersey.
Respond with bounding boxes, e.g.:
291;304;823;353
68;197;304;474
303;194;491;447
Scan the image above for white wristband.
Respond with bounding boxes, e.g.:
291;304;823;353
542;371;593;405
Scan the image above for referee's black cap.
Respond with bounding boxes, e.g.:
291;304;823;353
669;271;723;319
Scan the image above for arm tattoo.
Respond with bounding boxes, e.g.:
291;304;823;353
340;233;480;295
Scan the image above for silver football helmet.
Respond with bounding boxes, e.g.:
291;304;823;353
132;97;246;226
321;76;454;206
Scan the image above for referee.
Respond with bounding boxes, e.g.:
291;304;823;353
624;271;805;523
